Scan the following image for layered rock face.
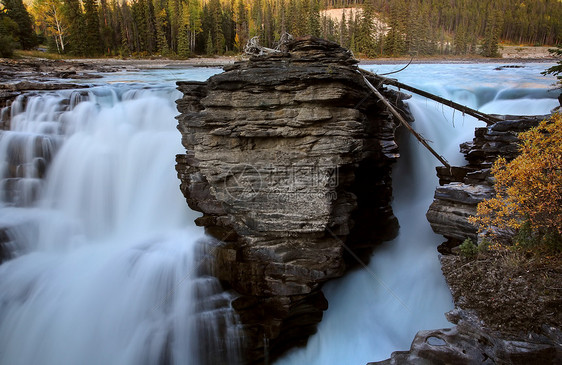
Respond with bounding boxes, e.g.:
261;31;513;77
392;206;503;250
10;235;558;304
411;115;562;365
175;37;404;362
426;115;547;250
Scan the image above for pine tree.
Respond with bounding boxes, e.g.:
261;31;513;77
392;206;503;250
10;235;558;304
13;0;562;58
307;0;320;37
453;22;467;55
98;0;114;55
117;0;134;55
131;0;157;54
0;11;18;57
188;0;202;53
1;0;37;49
221;0;235;51
144;0;157;53
83;0;101;56
208;0;224;53
154;6;170;55
338;9;347;48
288;0;306;36
260;0;271;46
234;0;248;51
356;0;375;56
167;0;180;53
482;8;502;57
285;0;296;35
384;0;406;56
177;2;190;57
63;0;86;55
204;29;213;54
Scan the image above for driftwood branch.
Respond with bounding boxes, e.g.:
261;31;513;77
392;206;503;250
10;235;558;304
380;56;414;76
360;68;501;126
360;73;451;168
244;36;279;56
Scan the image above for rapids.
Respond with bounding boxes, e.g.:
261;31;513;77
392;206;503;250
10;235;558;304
276;62;559;365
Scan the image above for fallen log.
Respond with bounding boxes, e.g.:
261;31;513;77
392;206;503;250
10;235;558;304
360;68;502;126
360;73;451;168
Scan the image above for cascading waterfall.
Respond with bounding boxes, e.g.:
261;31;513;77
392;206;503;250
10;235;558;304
276;63;559;365
0;63;558;365
0;85;242;365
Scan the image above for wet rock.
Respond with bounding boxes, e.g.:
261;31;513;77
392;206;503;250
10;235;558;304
426;183;494;243
371;309;561;365
0;81;89;92
176;37;404;363
426;115;547;246
0;57;123;110
0;80;89;118
0;227;12;264
460;116;547;166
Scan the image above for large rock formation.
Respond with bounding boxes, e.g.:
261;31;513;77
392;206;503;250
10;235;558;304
175;37;406;363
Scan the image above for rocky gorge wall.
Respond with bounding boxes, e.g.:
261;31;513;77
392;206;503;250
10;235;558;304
426;115;550;252
384;115;562;365
175;37;408;363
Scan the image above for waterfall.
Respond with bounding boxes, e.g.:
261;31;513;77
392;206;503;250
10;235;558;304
0;85;242;365
276;62;559;365
0;63;558;365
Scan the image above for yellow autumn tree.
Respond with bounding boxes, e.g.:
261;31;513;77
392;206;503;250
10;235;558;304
470;113;562;250
30;0;67;53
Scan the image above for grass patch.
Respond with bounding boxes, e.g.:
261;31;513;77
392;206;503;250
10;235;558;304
13;49;73;60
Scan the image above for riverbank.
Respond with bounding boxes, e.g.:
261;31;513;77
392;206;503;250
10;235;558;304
2;44;557;75
1;54;556;87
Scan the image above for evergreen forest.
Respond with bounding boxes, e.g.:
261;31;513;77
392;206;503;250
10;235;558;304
1;0;561;58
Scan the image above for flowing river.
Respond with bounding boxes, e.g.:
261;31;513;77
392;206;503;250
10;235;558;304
0;62;558;365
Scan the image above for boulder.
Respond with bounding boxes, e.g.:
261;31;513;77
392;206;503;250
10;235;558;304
426;183;494;244
176;37;405;363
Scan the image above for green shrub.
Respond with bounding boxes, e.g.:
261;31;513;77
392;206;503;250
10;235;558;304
459;238;478;258
0;34;16;58
478;238;492;253
543;230;562;253
514;220;562;254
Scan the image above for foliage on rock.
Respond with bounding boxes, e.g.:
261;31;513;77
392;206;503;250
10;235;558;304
459;238;478;259
469;113;562;252
542;44;562;89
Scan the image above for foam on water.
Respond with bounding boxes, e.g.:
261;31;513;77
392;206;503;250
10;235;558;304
0;81;241;365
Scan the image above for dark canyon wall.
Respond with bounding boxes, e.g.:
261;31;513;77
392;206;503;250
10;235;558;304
175;37;407;363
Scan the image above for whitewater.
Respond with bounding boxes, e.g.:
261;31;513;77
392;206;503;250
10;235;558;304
0;63;558;365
